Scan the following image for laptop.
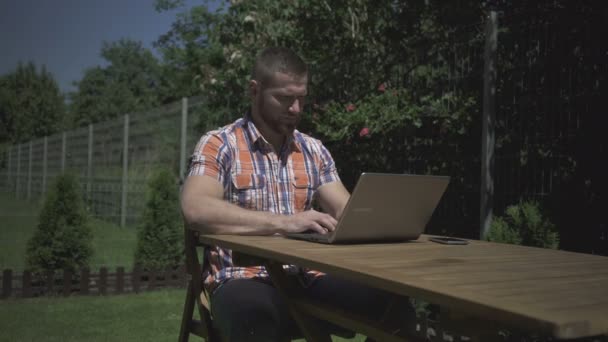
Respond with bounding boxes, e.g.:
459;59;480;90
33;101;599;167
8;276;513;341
286;173;450;244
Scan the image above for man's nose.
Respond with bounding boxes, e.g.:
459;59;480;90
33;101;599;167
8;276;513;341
289;99;302;113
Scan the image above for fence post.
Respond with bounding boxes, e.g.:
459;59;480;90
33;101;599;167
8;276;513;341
6;147;11;192
16;144;21;199
87;124;93;202
180;97;188;182
2;269;12;298
148;270;156;291
45;270;54;295
121;114;130;228
22;270;31;298
99;267;108;295
63;269;73;296
80;268;90;295
480;10;498;240
61;132;67;173
132;266;141;293
116;267;125;294
42;136;48;196
27;141;32;200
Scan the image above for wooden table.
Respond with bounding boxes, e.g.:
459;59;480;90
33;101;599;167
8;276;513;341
199;234;608;341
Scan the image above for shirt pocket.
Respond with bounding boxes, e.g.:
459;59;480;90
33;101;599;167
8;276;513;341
292;174;313;212
230;173;266;210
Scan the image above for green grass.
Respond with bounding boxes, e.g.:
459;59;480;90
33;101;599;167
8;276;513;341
0;192;137;272
0;289;365;342
0;289;184;341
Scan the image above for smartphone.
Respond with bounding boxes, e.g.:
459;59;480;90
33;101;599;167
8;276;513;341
429;237;469;245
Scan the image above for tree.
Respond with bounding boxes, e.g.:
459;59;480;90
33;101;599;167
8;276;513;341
26;173;93;273
0;62;65;144
69;39;163;127
134;169;183;271
154;0;224;102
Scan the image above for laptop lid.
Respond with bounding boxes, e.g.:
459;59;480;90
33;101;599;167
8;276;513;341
326;173;450;243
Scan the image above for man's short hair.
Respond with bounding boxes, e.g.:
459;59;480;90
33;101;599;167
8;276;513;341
252;47;308;86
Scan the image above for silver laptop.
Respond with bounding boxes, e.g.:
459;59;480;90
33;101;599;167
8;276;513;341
286;173;450;244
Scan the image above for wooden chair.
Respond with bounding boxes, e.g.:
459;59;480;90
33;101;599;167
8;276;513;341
178;229;218;342
178;228;356;341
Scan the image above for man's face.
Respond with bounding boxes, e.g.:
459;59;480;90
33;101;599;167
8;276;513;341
254;71;308;136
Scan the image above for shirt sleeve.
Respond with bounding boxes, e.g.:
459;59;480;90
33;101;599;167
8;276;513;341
187;133;230;185
318;143;340;186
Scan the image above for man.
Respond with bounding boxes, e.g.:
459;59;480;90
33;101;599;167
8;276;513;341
181;47;415;341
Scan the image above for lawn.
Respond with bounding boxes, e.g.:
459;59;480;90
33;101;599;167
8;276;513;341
0;192;137;272
0;289;184;341
0;288;366;342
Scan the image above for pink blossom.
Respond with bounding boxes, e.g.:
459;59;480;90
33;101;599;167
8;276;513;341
378;83;386;92
346;103;356;112
359;127;370;138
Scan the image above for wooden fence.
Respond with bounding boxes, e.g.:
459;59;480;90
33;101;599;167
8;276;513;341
1;266;187;299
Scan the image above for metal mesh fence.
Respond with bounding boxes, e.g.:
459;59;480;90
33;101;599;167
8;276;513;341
0;96;207;226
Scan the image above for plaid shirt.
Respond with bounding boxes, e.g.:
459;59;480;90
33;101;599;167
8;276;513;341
187;115;340;293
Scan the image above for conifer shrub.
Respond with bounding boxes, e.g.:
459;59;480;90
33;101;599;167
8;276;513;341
485;200;559;249
26;173;93;273
134;169;183;271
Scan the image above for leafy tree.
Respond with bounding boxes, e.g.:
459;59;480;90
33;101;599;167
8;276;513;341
68;39;163;127
154;0;224;102
26;173;93;273
134;169;183;271
0;62;65;144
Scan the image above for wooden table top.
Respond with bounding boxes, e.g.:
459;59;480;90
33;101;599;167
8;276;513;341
199;234;608;339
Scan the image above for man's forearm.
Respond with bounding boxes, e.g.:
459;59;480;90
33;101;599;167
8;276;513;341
183;196;287;235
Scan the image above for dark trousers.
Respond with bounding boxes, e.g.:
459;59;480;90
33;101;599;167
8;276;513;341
210;275;416;342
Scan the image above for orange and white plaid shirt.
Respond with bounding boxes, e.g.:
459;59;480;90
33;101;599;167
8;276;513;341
187;115;340;293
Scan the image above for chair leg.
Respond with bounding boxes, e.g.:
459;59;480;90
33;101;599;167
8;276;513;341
179;281;196;342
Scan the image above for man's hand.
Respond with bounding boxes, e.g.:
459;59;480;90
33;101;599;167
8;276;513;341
282;209;338;235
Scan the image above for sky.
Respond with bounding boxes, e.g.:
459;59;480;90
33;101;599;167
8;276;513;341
0;0;218;94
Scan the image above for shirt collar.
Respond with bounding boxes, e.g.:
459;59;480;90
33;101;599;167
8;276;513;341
243;112;302;153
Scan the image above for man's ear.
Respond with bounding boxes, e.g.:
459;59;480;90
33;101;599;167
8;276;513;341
249;80;259;99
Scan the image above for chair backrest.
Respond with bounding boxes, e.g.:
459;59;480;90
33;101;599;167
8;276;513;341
179;229;217;341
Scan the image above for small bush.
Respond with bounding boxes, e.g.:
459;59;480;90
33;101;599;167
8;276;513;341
485;200;559;249
134;169;183;271
26;173;92;273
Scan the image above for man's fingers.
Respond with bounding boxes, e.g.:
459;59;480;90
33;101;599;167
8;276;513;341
309;222;328;234
318;216;336;232
316;213;337;231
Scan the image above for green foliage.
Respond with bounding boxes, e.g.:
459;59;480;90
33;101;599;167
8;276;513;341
484;216;523;245
155;0;484;194
134;169;183;271
68;39;164;127
25;173;93;273
0;62;65;144
486;201;559;249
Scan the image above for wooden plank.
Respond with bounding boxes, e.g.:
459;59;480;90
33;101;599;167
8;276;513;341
116;267;125;294
80;268;90;295
148;270;156;291
22;270;31;298
2;269;12;298
99;267;108;295
132;267;141;293
46;270;54;294
63;269;72;296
